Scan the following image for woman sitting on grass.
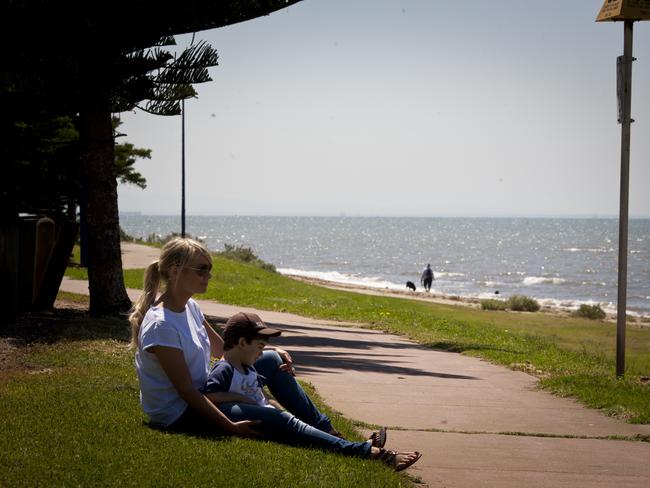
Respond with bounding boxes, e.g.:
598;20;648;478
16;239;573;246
129;237;422;471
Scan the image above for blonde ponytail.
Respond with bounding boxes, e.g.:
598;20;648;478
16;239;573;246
129;261;162;348
128;237;211;348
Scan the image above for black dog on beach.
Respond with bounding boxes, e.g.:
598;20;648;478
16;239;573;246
406;281;416;292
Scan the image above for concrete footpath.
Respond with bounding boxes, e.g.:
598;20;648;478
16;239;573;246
59;244;650;487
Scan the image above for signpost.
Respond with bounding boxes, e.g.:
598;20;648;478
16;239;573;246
596;0;650;376
596;0;650;21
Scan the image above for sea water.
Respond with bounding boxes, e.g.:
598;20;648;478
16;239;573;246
119;215;650;316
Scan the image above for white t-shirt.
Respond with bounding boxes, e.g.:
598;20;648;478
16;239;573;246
135;298;211;427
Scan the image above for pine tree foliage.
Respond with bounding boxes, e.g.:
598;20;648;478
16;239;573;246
2;115;152;215
114;39;218;116
113;117;151;189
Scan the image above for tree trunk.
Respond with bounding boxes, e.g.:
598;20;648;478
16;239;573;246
79;59;131;316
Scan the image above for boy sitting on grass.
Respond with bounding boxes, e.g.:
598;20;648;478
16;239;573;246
204;312;284;410
202;312;421;471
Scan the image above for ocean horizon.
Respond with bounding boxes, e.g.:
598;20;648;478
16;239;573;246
119;214;650;317
119;211;650;219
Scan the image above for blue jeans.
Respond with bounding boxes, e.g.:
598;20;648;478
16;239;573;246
254;350;333;433
217;402;371;458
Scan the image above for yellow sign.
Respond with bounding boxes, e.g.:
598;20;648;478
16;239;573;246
596;0;650;21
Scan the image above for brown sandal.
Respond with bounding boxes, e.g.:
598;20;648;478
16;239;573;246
369;426;387;448
377;448;422;472
330;426;387;449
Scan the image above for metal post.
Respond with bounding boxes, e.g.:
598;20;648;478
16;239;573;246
181;98;186;238
616;20;634;377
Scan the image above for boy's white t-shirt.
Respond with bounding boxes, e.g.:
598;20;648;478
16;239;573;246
204;359;271;408
135;298;211;427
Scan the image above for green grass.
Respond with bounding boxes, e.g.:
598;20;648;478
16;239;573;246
66;251;650;423
56;290;90;304
0;314;408;487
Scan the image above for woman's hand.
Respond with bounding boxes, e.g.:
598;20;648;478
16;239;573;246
267;399;284;411
273;346;296;376
151;345;244;433
230;420;265;439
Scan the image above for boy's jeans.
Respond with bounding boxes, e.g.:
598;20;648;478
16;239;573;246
217;401;372;458
244;350;371;456
254;350;333;432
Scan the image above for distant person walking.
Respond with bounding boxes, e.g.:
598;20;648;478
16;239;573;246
421;264;434;292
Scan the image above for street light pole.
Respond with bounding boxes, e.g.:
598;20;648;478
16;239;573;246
181;98;186;238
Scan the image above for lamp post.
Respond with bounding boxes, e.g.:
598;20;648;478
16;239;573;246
181;98;186;238
596;0;649;377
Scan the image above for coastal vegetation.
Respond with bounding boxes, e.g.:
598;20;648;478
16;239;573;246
480;298;508;310
119;227;201;247
97;234;277;273
217;243;276;273
505;295;541;312
480;295;541;312
574;303;607;320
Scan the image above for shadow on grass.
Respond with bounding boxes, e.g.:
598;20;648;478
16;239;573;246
1;308;130;345
146;419;231;441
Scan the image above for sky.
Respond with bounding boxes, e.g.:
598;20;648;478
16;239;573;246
117;0;650;218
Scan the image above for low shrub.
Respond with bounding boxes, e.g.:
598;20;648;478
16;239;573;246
144;232;204;246
480;299;507;311
118;227;204;246
507;295;540;312
119;226;136;242
574;304;606;320
217;244;276;273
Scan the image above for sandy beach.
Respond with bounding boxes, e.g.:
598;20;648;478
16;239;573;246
286;273;487;307
286;273;576;315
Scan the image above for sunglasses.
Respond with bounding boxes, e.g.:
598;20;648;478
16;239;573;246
184;265;213;278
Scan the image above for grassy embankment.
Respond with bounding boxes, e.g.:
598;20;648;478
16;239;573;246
1;329;401;486
64;252;650;425
1;309;407;487
1;247;421;486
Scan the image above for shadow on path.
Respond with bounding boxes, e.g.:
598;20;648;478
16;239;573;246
211;316;381;337
268;323;480;380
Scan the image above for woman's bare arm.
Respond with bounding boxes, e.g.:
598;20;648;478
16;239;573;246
205;391;258;405
203;319;225;359
150;345;260;437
